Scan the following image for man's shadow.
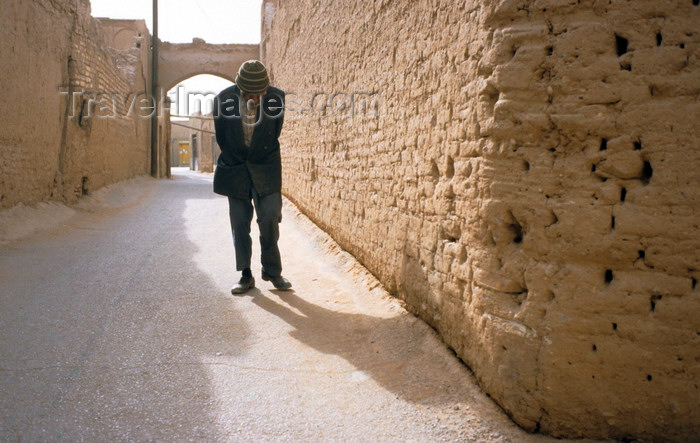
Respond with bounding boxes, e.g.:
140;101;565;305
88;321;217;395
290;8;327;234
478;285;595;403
249;290;469;406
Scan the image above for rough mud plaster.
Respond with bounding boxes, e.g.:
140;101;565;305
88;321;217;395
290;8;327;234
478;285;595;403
262;0;700;440
1;0;152;208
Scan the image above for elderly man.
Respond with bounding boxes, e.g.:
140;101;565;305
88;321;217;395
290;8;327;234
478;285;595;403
213;60;291;293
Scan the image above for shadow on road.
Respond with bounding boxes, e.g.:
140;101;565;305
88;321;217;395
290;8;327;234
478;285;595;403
250;289;475;406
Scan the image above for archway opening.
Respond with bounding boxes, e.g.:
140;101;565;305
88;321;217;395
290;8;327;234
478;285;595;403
167;74;233;171
167;74;234;118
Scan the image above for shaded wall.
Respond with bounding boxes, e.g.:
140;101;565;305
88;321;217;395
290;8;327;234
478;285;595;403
0;0;154;208
191;115;217;173
262;0;700;440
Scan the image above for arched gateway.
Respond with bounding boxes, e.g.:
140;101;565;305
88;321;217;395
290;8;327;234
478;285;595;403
158;39;259;91
98;19;258;90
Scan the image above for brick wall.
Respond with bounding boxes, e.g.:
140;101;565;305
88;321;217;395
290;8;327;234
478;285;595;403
262;0;700;439
0;0;153;208
1;0;72;207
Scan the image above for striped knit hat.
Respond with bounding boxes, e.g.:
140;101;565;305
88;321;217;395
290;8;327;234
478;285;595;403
235;60;269;94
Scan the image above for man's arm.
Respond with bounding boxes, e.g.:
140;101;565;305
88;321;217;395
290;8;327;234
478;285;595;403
213;93;240;157
213;96;227;155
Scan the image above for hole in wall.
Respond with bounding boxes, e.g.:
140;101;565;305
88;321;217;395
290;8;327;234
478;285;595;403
680;43;685;49
616;35;629;56
440;224;462;242
509;221;523;244
650;295;662;312
611;216;615;230
638;250;646;259
647;375;653;381
600;138;608;151
634;141;642;150
523;160;530;171
620;61;632;71
591;164;597;172
656;32;663;46
605;269;614;284
513;289;528;306
620;187;627;202
592;344;597;351
612;322;618;330
446;156;455;179
694;0;699;5
546;46;553;56
641;161;653;184
692;278;697;289
81;176;89;196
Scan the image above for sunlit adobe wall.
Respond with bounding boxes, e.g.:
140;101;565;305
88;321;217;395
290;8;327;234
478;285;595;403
262;0;700;439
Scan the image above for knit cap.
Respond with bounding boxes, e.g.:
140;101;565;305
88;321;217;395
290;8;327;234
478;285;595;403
235;60;269;94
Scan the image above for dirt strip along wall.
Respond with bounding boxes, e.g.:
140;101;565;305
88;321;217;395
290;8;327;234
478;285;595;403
261;0;700;440
1;0;152;209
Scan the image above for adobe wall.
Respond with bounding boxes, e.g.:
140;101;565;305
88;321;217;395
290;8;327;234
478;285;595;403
0;0;153;209
191;115;217;173
158;40;258;91
262;0;700;440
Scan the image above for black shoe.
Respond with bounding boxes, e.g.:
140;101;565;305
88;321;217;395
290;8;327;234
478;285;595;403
231;274;255;294
261;270;292;290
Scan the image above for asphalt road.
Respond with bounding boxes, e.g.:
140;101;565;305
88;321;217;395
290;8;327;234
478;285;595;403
0;169;586;441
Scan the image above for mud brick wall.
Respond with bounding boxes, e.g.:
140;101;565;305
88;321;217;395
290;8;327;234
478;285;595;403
0;0;151;208
261;0;700;439
1;0;73;207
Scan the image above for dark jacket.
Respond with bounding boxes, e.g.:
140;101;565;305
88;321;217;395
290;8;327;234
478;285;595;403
213;85;285;199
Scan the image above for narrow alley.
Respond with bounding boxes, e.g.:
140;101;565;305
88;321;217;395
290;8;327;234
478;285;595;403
0;169;578;441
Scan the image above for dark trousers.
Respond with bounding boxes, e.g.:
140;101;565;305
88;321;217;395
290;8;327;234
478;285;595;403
227;186;283;277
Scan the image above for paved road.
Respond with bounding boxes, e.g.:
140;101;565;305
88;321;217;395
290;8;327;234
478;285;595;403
0;169;583;441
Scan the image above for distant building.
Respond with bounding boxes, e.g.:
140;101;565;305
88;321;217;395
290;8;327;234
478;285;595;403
170;112;218;172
